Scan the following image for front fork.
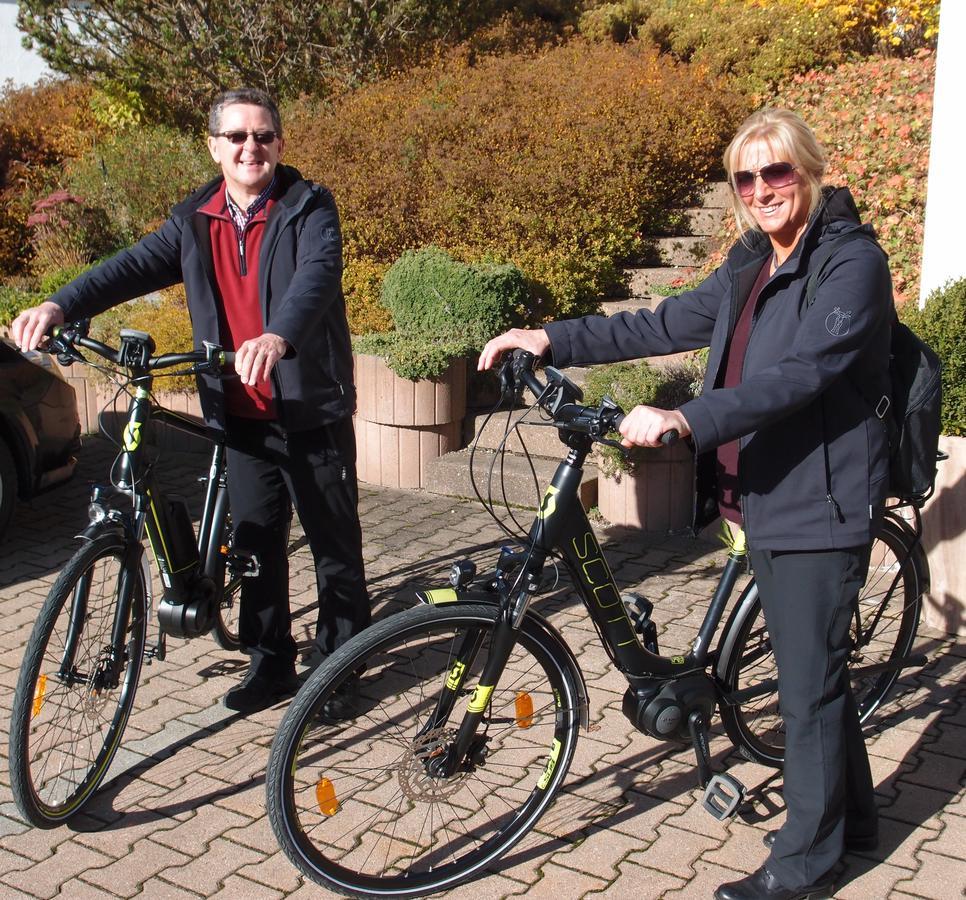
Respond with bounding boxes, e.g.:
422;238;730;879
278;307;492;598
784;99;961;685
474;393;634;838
428;590;536;778
61;523;146;690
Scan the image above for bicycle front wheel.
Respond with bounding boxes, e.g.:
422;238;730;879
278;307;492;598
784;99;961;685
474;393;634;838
721;517;922;767
9;532;148;827
266;602;582;898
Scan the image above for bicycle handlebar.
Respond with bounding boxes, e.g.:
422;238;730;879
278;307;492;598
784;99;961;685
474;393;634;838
48;323;234;376
505;349;678;448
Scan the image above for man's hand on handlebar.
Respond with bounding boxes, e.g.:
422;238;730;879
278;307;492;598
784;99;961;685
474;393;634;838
619;405;691;449
11;302;65;352
235;332;288;386
478;328;551;372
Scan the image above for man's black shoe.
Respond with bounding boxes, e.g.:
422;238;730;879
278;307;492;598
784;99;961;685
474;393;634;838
714;866;832;900
224;667;301;714
763;829;879;853
320;674;360;722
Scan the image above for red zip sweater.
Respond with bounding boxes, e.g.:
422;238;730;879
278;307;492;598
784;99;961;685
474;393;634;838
198;188;276;419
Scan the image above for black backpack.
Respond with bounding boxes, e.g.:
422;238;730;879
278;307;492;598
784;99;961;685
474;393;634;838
806;232;943;506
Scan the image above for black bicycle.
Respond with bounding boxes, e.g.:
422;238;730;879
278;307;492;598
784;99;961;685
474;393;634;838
265;350;928;897
8;324;272;827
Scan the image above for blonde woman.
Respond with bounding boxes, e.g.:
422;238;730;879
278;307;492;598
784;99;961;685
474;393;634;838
480;108;891;899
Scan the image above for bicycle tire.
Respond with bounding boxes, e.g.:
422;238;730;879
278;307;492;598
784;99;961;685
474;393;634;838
266;602;581;898
720;517;922;767
9;531;148;827
209;512;241;652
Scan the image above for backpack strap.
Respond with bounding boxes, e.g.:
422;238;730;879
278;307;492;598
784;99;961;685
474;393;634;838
805;230;892;420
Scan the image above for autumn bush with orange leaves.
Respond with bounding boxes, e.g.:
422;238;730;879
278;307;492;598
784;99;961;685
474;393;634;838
774;50;934;301
286;39;747;331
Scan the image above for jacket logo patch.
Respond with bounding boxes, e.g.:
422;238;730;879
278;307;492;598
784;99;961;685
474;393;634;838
825;307;852;336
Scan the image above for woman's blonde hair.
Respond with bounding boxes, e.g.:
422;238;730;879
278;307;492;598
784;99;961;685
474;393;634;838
723;108;827;239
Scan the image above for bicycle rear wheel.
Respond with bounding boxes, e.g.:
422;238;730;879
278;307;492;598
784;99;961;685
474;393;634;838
209;510;241;652
9;532;148;827
720;517;922;767
266;602;581;898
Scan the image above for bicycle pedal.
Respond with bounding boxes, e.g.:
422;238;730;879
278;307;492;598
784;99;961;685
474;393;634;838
702;772;745;821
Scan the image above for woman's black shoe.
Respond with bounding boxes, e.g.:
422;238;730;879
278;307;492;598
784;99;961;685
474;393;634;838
714;866;832;900
763;829;879;852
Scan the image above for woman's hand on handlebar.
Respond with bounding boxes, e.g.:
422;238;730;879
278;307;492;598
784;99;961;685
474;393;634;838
478;328;550;371
619;405;691;449
11;302;65;352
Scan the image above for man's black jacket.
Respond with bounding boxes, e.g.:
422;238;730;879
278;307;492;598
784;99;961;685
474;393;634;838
545;187;893;550
49;164;355;434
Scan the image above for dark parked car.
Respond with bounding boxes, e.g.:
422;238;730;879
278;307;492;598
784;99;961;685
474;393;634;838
0;339;81;541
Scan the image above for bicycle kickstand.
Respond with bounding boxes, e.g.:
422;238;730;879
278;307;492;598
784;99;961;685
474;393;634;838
687;709;746;822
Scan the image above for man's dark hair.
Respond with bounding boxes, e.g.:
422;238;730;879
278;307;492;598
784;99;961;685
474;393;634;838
209;88;282;136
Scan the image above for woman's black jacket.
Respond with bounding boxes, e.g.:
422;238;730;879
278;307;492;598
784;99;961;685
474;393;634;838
544;187;893;551
48;165;355;435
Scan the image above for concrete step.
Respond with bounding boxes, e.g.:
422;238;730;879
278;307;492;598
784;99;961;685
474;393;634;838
700;181;732;208
664;206;726;236
467;413;576;457
624;266;696;296
423;448;598;511
600;296;663;317
641;235;713;267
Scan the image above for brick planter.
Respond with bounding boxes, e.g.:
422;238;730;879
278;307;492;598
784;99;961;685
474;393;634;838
353;352;467;489
597;442;693;532
921;434;966;635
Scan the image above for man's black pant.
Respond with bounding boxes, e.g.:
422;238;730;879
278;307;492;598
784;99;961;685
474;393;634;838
750;545;878;890
224;415;370;674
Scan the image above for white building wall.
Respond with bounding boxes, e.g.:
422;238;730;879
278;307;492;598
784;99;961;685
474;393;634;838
920;1;966;303
0;1;50;88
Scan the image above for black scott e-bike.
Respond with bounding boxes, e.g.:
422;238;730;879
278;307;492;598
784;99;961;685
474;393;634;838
266;350;928;898
9;324;268;828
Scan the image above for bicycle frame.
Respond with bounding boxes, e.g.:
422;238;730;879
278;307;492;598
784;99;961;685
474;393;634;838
529;452;746;680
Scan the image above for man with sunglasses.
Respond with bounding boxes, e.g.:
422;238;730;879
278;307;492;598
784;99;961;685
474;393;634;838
12;87;370;716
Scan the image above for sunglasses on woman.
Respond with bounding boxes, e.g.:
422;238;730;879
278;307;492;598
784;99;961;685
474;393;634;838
733;162;798;197
214;130;279;145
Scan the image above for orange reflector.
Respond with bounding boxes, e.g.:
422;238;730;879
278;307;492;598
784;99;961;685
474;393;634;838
316;777;340;816
32;675;47;718
515;691;534;729
220;545;230;555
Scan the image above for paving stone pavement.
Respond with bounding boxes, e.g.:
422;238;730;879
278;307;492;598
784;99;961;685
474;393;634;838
0;437;962;899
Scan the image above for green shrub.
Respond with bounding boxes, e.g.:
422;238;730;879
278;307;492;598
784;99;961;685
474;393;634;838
583;354;705;475
381;247;527;341
65;126;214;246
580;0;844;98
0;282;45;328
356;247;528;379
900;281;966;437
352;331;472;382
287;38;746;324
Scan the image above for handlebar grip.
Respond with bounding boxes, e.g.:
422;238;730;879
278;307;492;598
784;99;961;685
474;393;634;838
660;429;679;446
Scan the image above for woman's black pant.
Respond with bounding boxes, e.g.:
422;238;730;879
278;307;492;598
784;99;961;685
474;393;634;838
750;545;878;890
224;415;370;674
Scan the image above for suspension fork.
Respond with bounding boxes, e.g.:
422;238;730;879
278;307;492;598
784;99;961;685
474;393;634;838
416;625;488;739
430;605;528;777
